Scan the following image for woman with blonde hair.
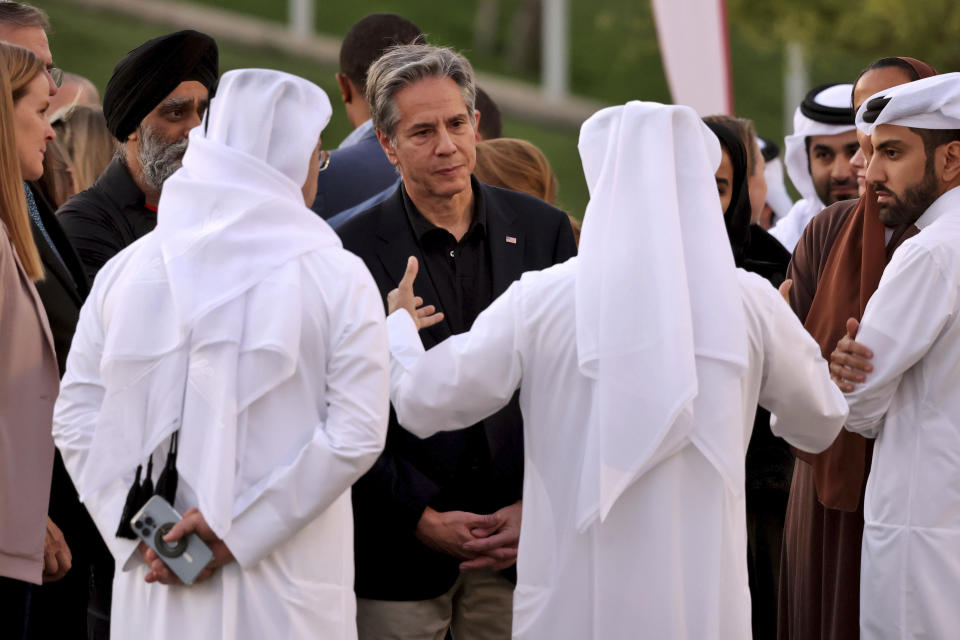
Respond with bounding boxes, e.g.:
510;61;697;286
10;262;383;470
474;137;581;243
37;138;77;209
0;42;65;634
50;104;117;192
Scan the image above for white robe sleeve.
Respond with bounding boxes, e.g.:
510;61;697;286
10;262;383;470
53;292;141;569
387;281;524;439
844;243;953;438
224;266;390;568
756;284;849;453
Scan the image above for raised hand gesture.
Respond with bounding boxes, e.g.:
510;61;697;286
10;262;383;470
387;256;445;330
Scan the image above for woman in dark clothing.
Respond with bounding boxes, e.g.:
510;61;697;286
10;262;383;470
705;117;793;640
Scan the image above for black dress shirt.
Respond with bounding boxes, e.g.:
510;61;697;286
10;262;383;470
401;186;498;513
57;157;156;282
338;177;578;600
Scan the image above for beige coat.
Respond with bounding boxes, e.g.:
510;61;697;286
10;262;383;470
0;221;58;584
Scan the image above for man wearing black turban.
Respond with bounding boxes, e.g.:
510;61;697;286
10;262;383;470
58;30;218;283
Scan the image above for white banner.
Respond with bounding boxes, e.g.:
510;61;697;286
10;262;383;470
650;0;733;116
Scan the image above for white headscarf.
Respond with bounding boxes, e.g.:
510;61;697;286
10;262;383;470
856;72;960;134
770;83;856;250
574;101;748;532
78;69;337;537
784;83;856;204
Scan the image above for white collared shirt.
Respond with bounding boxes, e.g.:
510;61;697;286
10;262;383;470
844;185;960;638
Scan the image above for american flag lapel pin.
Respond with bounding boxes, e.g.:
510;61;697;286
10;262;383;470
506;235;517;244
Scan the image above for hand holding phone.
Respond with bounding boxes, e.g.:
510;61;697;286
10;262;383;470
132;495;215;585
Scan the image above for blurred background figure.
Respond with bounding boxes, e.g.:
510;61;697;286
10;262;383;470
47;71;99;114
312;13;424;220
473;136;580;243
474;86;503;141
37;138;75;209
50;105;117;193
475;137;557;203
0;41;64;640
758;136;794;230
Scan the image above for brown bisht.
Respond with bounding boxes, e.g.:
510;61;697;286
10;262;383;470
776;55;935;640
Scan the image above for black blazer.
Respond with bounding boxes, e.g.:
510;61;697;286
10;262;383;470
28;183;89;375
311;127;400;220
338;180;577;600
26;184;108;636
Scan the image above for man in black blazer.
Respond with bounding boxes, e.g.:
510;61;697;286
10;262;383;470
338;44;576;640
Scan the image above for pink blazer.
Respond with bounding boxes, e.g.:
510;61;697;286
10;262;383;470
0;221;58;584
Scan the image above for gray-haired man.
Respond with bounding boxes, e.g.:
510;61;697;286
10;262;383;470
337;44;577;639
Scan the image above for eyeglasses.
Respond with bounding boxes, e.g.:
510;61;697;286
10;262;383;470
48;66;63;88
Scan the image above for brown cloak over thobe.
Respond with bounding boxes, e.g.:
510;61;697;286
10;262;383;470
777;199;917;640
776;56;936;640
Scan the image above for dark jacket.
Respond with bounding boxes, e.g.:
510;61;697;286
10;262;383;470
311;125;399;220
25;185;110;638
57;157;156;283
744;224;795;495
28;183;89;375
338;179;577;600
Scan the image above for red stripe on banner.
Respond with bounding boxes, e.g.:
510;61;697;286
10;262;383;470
718;0;734;114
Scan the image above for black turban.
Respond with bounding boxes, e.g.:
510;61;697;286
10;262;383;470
103;30;219;141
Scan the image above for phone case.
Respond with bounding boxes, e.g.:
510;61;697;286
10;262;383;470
131;495;215;585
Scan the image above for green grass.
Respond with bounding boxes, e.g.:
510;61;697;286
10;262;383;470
44;0;594;215
44;0;887;216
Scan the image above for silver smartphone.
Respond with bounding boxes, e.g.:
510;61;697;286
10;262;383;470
131;495;215;585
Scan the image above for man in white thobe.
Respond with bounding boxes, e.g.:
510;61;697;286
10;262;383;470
382;102;848;639
52;69;389;639
770;83;859;250
829;72;960;640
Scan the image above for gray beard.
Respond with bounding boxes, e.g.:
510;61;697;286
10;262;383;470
138;125;187;193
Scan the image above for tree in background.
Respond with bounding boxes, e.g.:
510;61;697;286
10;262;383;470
728;0;960;72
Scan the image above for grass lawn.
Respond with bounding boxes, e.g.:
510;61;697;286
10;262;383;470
44;0;882;215
44;0;594;215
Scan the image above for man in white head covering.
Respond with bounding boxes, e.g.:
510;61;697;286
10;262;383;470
52;68;390;639
381;101;847;639
757;136;795;229
770;83;860;250
828;71;960;639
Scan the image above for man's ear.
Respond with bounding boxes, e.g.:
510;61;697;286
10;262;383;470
376;129;399;166
336;73;353;105
940;140;960;184
474;110;483;142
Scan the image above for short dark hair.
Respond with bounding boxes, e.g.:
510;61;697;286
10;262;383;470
474;86;502;140
910;128;960;164
339;14;423;93
0;2;50;31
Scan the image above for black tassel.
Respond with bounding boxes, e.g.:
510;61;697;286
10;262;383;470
115;464;143;539
155;432;179;504
140;455;154;499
